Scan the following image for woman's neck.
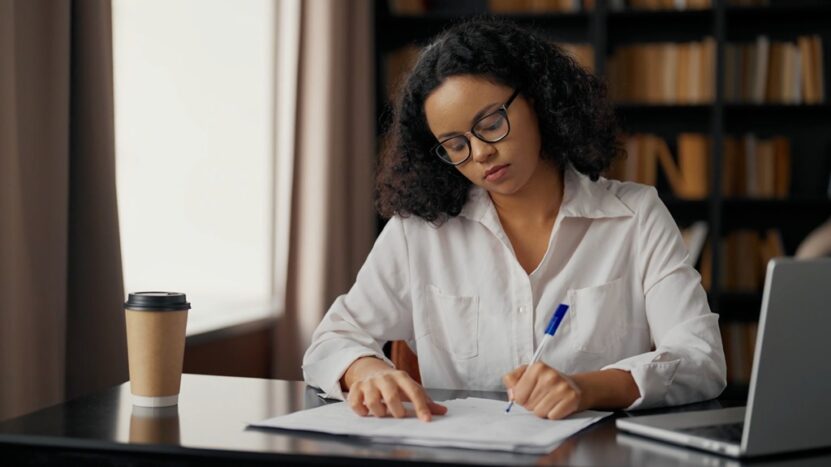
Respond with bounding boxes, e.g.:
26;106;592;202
490;160;564;227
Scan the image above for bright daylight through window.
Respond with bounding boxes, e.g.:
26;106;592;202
112;0;278;336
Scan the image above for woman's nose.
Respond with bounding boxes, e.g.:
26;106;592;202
469;134;496;162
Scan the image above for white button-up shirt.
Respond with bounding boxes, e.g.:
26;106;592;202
303;166;727;410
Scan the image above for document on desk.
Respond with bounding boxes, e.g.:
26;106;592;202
250;397;611;453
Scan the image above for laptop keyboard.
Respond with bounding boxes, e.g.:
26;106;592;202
678;422;744;444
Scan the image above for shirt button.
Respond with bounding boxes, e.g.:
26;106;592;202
518;306;525;313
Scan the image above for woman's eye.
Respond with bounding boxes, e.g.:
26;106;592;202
442;138;466;152
478;115;504;132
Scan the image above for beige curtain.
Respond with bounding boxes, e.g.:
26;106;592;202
0;0;127;421
274;0;376;380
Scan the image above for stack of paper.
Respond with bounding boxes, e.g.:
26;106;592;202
250;397;610;453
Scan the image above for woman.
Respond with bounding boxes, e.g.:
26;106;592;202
302;18;726;422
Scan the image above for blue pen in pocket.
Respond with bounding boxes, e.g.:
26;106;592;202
505;303;570;413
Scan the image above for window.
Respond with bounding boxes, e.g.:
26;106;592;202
112;0;279;336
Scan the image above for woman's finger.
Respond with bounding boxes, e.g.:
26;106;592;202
346;386;369;417
511;363;544;405
532;386;567;418
427;400;448;415
502;364;528;390
397;377;444;421
525;369;562;408
363;384;387;418
378;378;407;418
547;392;579;420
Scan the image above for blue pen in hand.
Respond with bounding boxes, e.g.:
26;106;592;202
505;303;570;413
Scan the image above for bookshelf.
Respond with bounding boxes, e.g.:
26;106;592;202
374;0;831;391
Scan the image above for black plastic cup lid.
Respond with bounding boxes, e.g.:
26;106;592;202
124;292;191;311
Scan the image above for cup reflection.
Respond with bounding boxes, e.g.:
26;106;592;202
129;405;181;445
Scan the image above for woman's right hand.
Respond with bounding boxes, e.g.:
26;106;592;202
342;356;447;422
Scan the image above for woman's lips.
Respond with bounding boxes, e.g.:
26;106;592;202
484;164;509;182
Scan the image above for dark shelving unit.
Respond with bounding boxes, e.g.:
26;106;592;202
373;0;831;325
615;104;712;132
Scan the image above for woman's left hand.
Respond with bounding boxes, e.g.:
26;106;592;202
502;362;586;420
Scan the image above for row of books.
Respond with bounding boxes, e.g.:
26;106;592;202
492;0;712;13
490;0;589;12
607;39;716;104
382;43;595;99
606;133;791;199
384;35;825;105
699;229;786;292
387;0;809;16
607;36;825;104
623;0;773;9
388;0;590;14
389;0;723;14
724;35;825;104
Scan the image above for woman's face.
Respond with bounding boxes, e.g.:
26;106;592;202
424;75;544;196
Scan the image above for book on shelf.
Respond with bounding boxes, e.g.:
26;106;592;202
700;228;784;293
558;43;595;73
607;133;706;196
659;133;710;199
724;35;824;104
388;0;426;15
720;229;785;291
724;134;791;198
608;133;791;200
608;39;715;104
607;133;710;199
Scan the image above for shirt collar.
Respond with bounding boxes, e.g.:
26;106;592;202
458;164;634;222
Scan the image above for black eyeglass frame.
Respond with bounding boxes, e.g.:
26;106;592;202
431;88;521;166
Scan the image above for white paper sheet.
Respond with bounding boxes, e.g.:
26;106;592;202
250;397;611;453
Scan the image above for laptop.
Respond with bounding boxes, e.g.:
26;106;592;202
616;258;831;458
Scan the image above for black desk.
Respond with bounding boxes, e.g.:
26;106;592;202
0;374;828;466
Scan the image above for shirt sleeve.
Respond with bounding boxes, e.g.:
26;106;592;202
301;216;413;400
601;187;727;410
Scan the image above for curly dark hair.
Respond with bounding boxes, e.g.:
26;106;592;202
375;17;622;224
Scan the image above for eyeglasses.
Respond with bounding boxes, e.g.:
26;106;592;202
432;89;520;166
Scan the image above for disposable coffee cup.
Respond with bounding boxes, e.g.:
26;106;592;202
124;292;191;407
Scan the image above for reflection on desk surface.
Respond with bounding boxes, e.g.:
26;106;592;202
0;374;829;466
617;432;831;467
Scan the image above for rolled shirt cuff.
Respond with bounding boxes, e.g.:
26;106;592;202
302;347;396;400
601;351;681;411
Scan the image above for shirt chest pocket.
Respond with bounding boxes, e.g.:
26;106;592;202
568;277;629;355
424;285;479;360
